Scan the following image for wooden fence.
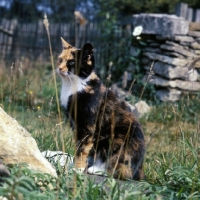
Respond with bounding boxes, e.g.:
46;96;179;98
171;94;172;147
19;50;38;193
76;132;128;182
176;2;200;22
2;2;199;68
0;18;132;68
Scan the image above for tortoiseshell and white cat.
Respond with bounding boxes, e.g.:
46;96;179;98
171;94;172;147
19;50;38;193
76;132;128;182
57;38;145;180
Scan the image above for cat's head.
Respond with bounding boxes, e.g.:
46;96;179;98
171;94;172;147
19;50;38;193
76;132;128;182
57;37;94;79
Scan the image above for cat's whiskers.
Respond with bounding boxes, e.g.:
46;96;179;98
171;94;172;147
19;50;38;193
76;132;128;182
69;74;85;93
70;73;87;87
47;70;57;80
70;74;81;83
82;71;88;76
67;73;81;93
67;74;73;92
50;70;57;76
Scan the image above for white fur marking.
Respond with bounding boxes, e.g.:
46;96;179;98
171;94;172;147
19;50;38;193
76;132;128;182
87;160;107;175
60;72;94;108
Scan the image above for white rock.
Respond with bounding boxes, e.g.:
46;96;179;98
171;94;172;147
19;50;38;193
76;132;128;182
111;85;150;118
132;101;151;118
0;107;57;177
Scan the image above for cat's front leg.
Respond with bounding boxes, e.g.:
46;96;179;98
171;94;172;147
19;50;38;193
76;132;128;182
75;136;94;171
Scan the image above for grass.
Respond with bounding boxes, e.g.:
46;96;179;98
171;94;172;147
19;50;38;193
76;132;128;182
0;62;200;199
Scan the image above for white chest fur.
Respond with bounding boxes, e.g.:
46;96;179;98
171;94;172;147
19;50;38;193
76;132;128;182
60;80;73;108
60;74;92;108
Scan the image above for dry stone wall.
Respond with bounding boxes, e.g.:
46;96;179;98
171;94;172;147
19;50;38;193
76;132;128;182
132;14;200;101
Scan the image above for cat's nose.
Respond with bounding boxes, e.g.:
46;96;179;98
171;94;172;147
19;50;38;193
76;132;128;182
59;67;62;71
58;67;67;73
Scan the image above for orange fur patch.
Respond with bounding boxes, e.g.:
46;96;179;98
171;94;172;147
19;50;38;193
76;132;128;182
75;137;94;169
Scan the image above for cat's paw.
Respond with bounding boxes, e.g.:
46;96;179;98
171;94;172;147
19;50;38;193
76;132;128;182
87;165;107;176
76;167;85;172
70;167;85;174
68;163;85;172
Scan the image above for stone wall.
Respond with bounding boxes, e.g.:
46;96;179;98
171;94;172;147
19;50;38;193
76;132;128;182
132;14;200;101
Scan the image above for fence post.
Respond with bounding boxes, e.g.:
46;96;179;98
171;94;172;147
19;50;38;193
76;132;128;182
175;2;188;19
7;19;18;60
195;9;200;22
186;8;194;22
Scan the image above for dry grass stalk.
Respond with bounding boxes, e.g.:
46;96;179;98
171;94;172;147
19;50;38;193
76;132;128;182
140;61;154;100
43;14;62;124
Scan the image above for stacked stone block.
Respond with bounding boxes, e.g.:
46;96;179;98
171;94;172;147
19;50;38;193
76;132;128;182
132;14;200;101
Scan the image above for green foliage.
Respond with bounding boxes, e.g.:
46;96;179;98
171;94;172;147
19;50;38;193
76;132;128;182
93;3;158;100
0;163;55;199
97;15;132;81
0;63;59;114
1;63;200;199
1;1;200;198
96;0;200;15
145;138;200;199
145;94;200;124
1;134;200;199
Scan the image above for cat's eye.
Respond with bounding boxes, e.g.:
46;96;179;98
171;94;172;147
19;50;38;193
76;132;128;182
67;61;75;66
58;58;62;63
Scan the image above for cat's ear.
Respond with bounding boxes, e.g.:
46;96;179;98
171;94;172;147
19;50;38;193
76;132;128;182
81;43;94;66
82;43;93;55
61;37;72;49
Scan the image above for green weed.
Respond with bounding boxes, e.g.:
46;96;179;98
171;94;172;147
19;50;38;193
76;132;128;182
0;62;200;199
